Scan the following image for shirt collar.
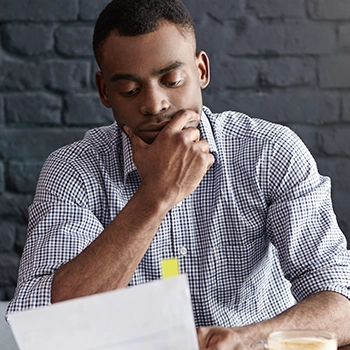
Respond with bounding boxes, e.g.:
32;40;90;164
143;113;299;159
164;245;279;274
199;106;218;159
122;132;137;184
122;106;218;184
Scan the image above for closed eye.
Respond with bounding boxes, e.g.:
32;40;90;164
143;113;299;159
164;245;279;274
163;80;182;87
120;88;139;97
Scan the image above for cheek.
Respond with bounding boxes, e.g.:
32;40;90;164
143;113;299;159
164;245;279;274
184;84;203;111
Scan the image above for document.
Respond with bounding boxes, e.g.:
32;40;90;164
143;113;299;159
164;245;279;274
8;274;199;350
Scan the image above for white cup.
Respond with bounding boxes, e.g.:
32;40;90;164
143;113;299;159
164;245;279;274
253;330;337;350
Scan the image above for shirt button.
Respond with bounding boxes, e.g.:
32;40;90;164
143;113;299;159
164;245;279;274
180;246;187;255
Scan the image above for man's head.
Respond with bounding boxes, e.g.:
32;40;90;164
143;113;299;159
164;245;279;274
94;0;210;144
93;0;196;68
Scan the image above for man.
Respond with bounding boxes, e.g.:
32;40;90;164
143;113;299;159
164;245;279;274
7;0;350;348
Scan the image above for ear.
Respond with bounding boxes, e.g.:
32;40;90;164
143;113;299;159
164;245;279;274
95;71;111;108
196;51;210;89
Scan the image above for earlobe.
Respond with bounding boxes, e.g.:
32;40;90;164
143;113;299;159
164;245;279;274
95;71;111;108
196;51;210;89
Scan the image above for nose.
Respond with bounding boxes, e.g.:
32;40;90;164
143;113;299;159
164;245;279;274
139;84;170;116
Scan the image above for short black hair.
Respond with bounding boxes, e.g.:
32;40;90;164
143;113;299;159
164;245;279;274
93;0;196;66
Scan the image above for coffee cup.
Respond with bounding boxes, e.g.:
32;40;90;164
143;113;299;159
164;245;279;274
252;330;337;350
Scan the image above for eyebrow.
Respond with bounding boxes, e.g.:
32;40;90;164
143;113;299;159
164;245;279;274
110;61;184;83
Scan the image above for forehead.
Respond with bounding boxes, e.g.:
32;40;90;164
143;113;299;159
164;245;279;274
99;22;196;74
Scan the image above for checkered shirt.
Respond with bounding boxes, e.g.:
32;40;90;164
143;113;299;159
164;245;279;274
7;106;350;327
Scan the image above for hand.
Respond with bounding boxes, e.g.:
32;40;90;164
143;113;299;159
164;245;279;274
124;110;215;209
197;326;248;350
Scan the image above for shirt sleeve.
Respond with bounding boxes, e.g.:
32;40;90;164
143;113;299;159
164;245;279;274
6;151;105;318
266;126;350;302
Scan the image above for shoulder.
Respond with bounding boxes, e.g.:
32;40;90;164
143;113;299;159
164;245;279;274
49;122;122;163
46;122;122;168
37;123;123;198
203;106;288;143
202;105;315;170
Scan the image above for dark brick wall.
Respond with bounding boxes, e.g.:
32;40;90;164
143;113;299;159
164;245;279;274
0;0;349;300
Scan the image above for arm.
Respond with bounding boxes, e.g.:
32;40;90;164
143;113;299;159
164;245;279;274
198;126;350;348
197;291;350;349
52;110;214;302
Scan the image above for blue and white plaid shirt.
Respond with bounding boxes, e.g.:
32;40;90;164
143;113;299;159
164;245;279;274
7;106;350;327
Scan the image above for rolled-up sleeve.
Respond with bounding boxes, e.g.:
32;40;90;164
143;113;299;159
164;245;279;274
266;126;350;302
6;152;105;318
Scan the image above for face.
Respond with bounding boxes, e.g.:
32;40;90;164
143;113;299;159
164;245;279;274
95;21;210;144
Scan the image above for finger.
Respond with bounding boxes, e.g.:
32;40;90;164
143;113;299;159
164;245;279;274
196;139;211;152
194;140;215;167
165;109;200;132
206;153;215;170
181;125;201;142
197;327;212;349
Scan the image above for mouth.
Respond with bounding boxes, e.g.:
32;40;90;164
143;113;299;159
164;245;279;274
137;122;169;142
139;120;200;144
140;122;169;133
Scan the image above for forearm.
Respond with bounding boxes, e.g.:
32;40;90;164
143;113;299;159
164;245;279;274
240;291;350;346
198;291;350;349
51;183;170;303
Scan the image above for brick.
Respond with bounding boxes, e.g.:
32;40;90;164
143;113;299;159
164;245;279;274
330;189;350;245
317;157;350;190
338;24;350;48
284;22;336;54
0;223;16;253
209;57;259;89
0;128;88;159
0;95;4;123
319;56;350;88
8;161;43;194
210;56;315;89
287;125;321;157
342;93;350;121
1;59;91;92
56;26;94;57
318;126;350;156
184;0;245;21
307;0;350;20
0;252;20;291
79;0;111;21
204;90;340;125
3;24;54;56
0;284;17;301
198;18;284;56
0;193;33;223
0;61;42;91
247;0;305;18
5;93;62;125
259;57;316;87
46;60;92;92
0;161;4;194
15;225;28;253
0;0;79;21
64;93;114;126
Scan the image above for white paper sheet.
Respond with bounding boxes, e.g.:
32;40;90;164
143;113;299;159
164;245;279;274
8;274;199;350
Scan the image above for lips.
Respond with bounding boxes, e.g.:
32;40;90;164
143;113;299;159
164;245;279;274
137;123;169;144
140;122;169;133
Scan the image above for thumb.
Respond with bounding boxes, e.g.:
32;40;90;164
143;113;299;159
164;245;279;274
123;126;148;151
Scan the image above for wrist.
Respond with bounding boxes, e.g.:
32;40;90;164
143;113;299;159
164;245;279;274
134;182;177;218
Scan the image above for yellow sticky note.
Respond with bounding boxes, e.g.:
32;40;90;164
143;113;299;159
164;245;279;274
161;258;179;279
